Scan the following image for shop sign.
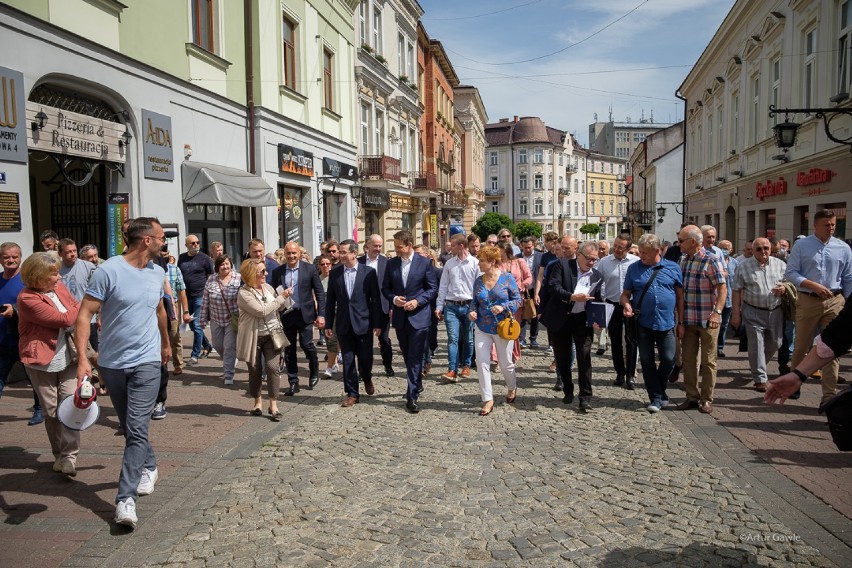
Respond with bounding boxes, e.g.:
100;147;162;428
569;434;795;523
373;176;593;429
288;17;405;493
0;191;22;231
0;67;27;163
430;214;438;248
27;102;126;163
363;188;390;210
107;193;130;257
142;109;174;181
797;168;835;187
278;144;314;177
755;177;787;201
322;157;358;181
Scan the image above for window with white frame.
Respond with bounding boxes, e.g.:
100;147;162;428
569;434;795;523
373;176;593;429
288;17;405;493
359;1;367;47
750;76;759;146
374;108;384;154
707;111;714;165
590;202;596;215
573;202;578;216
559;153;564;166
400;122;408;168
534;148;543;163
838;1;852;97
581;203;585;216
582;180;586;193
519;175;528;190
804;27;817;108
534;173;543;189
731;91;739;151
323;49;334;110
372;5;383;54
407;42;415;81
191;0;216;53
490;177;498;190
360;103;370;155
398;33;404;75
489;151;497;165
491;201;499;213
771;56;781;127
717;104;723;158
518;149;527;163
590;181;595;192
534;198;543;215
609;182;614;194
282;15;298;91
519;200;528;215
609;202;614;215
599;200;604;214
573;178;578;192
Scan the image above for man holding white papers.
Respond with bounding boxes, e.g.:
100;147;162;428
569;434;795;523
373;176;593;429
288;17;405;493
540;242;602;411
596;234;639;389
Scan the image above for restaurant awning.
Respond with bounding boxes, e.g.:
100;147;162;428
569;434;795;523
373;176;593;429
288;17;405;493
181;161;276;207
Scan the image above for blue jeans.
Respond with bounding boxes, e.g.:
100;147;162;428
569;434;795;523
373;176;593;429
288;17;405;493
188;294;212;359
717;306;732;352
637;325;676;405
778;317;795;367
100;362;160;503
444;303;473;371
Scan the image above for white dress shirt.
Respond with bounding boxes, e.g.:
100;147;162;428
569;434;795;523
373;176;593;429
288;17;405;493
436;254;480;311
400;253;413;287
596;253;639;302
571;269;594;313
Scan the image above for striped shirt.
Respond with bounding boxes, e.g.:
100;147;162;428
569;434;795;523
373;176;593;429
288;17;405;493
731;256;786;310
679;248;726;326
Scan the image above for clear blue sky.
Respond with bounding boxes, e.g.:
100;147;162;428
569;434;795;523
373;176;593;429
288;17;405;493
420;0;736;146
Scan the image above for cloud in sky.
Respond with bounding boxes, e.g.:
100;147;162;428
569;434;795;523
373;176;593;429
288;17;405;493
421;0;735;146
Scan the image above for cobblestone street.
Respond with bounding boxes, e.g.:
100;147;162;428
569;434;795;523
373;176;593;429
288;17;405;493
2;330;851;567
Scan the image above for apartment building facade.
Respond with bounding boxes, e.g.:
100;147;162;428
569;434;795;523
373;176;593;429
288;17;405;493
585;152;628;240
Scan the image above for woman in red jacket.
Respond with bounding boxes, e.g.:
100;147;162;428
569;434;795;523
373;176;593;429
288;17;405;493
17;252;81;476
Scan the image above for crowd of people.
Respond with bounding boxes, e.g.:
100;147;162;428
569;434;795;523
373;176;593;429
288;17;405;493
2;209;850;529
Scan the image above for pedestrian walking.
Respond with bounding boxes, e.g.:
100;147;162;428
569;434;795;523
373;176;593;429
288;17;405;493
200;255;241;385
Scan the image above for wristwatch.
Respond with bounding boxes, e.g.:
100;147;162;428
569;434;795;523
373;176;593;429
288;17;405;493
712;308;723;315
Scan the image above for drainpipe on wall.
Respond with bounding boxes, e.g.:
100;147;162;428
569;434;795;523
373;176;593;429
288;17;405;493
244;0;257;237
675;89;687;224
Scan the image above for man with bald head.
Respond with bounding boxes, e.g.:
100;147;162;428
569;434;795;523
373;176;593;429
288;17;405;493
562;236;578;260
359;234;395;375
178;234;214;364
730;237;787;392
270;241;326;394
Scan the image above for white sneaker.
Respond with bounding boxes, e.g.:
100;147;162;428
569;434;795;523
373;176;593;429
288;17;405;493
223;377;234;385
186;357;198;366
647;402;661;413
324;367;333;378
331;363;340;374
52;458;63;472
336;353;342;365
660;399;671;409
137;467;159;496
61;459;77;477
115;497;137;529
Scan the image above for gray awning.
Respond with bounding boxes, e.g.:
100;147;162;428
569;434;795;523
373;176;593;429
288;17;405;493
181;161;276;207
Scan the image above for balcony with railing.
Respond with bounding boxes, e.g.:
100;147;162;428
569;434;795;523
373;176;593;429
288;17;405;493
442;190;466;209
558;187;570;196
409;171;437;191
632;210;655;226
485;187;505;196
566;164;578;174
360;155;401;183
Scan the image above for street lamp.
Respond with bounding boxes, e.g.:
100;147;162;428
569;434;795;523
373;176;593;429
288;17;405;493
656;202;684;223
769;104;852;151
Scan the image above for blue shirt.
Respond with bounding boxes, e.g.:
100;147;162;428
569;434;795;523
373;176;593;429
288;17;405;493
724;256;738;309
86;256;165;369
471;272;521;335
785;235;852;297
623;258;683;331
0;273;24;349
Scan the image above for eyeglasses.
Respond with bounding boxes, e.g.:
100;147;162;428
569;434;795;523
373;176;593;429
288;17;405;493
499;234;511;239
754;246;771;251
187;241;200;245
580;253;598;263
677;238;691;244
258;269;267;274
327;249;338;253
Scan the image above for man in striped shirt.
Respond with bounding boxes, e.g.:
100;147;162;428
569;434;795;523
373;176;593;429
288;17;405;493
730;237;786;392
676;225;727;414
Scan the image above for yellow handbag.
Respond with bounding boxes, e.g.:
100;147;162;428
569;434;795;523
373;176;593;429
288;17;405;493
497;310;521;340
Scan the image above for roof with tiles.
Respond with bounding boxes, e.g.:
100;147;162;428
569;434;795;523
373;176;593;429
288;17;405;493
485;116;568;147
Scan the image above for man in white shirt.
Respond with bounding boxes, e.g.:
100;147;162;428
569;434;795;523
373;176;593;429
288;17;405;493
435;234;480;381
596;234;639;389
358;234;395;376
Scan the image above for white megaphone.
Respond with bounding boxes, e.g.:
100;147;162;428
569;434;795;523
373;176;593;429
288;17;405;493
57;376;100;431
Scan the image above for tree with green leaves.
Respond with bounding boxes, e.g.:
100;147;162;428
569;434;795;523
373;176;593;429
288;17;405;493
513;220;543;240
579;223;600;237
471;212;514;241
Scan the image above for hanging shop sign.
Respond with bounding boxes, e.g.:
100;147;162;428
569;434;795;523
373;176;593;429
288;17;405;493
142;109;174;181
755;177;787;201
363;188;390;210
0;66;27;163
26;102;126;163
107;193;130;257
278;144;314;177
322;157;358;181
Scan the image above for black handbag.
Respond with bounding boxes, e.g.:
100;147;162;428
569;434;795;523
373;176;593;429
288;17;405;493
625;265;662;344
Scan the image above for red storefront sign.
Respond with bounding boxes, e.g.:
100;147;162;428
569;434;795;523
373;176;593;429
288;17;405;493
796;168;836;187
756;178;787;201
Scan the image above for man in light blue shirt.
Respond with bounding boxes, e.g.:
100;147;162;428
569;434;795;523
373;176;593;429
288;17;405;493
785;209;852;404
435;234;479;381
74;217;170;530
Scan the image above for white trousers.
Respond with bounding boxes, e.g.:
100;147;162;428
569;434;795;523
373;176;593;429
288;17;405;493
474;327;517;402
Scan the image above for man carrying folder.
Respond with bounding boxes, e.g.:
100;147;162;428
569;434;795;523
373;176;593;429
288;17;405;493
540;241;602;411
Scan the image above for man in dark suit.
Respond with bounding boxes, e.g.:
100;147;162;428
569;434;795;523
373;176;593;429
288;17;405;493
516;236;543;348
358;234;395;376
270;241;325;395
325;239;383;407
381;230;438;413
540;241;603;411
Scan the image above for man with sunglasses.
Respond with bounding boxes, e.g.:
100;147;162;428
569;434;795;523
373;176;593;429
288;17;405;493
730;237;786;393
178;234;214;364
271;241;325;394
498;228;520;256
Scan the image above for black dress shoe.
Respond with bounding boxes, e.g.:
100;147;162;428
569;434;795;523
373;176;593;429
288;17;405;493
385;366;395;377
613;375;625;386
284;383;300;396
308;376;319;389
553;380;564;391
596;348;606;356
364;379;375;395
406;399;420;413
562;394;574;404
626;378;636;390
578;399;591;411
717;351;726;358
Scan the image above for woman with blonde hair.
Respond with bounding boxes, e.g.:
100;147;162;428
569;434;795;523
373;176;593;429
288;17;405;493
17;252;81;475
468;245;521;416
235;258;291;420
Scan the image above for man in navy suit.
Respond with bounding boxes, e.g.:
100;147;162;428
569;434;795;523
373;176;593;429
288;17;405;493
381;230;438;413
325;239;383;407
270;242;325;395
516;236;543;348
540;241;603;412
358;234;395;376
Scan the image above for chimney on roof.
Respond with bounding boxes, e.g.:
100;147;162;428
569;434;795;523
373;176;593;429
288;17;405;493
514;115;519;122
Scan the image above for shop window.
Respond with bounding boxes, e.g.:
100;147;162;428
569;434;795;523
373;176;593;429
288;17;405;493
401;213;414;231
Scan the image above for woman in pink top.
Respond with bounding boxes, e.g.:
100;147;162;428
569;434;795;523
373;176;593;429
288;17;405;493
499;242;532;362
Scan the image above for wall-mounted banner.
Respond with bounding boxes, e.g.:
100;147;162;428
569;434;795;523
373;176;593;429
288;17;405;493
142;109;174;180
0;66;27;163
322;157;358;181
27;102;126;163
278;144;314;177
0;191;22;231
107;193;130;257
430;214;438;248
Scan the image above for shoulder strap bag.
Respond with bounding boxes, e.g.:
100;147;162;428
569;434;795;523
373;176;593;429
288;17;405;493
625;265;662;344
